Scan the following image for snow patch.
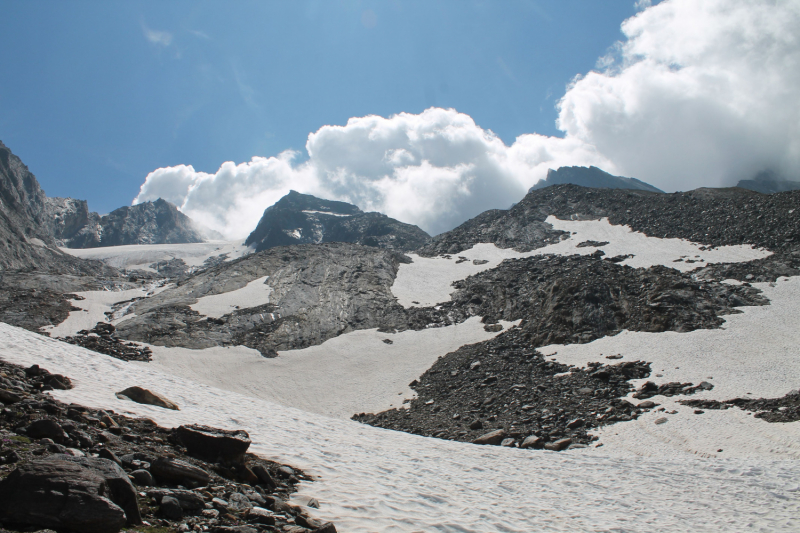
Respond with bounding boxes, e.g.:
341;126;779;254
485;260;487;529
189;276;272;319
146;317;517;419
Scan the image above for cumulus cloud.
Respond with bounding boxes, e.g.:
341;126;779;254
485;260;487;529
135;0;800;239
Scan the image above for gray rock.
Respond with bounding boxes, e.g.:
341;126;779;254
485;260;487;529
211;497;229;511
0;456;139;532
654;417;668;425
247;506;276;525
150;457;210;485
252;463;276;488
25;419;66;443
500;438;516;447
130;469;154;486
146;489;205;510
160;495;183;520
228;492;253;512
176;424;251;463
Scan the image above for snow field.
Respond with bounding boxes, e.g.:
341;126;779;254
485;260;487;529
189;275;272;318
391;217;772;307
540;277;800;459
61;240;251;271
1;323;799;533
144;317;518;419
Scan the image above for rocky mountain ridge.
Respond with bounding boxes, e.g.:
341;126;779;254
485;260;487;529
245;190;430;253
530;166;664;193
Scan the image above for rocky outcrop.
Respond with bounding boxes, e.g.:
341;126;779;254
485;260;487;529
0;359;337;533
530;166;664;193
0;141;117;275
115;242;412;356
63;198;206;249
245;190;430;253
417;183;800;260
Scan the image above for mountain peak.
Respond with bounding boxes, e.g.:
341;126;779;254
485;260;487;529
530;166;663;193
245;192;429;252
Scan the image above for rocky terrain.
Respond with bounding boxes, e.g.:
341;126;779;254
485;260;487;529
737;170;800;194
0;359;337;533
115;242;413;356
418;183;800;262
245;191;430;253
529;166;664;193
54;198;206;249
354;253;768;445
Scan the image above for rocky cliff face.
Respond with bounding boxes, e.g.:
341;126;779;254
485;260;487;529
530;166;664;193
62;198;205;248
0;141;115;275
245;191;430;253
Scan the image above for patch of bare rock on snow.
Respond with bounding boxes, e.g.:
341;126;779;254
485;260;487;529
1;324;800;532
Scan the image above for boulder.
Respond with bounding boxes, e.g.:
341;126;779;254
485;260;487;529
313;523;338;533
473;429;506;445
0;389;21;404
44;373;73;390
176;424;251;462
228;492;253;512
26;419;67;443
130;469;154;486
520;435;544;449
150;456;210;485
252;463;277;488
146;488;205;510
116;386;179;410
247;506;276;525
0;456;141;533
544;438;572;451
160;495;183;520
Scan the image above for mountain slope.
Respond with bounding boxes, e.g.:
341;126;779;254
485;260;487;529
737;170;800;194
530;166;664;193
418;184;800;259
61;198;205;248
245;191;430;252
0;141;115;275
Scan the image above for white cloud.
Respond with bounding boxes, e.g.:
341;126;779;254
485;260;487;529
135;0;800;239
143;26;173;47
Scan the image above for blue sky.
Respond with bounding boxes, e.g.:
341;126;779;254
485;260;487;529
0;1;637;214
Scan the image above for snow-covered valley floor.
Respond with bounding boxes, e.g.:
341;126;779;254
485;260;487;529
1;323;799;533
2;217;798;531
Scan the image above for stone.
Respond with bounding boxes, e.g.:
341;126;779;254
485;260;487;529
519;435;544;449
544;438;572;451
566;418;585;429
0;456;140;532
25;419;66;443
500;438;516;447
228;492;253;512
297;515;326;529
277;465;295;478
654;417;668;425
468;420;483;430
43;374;72;390
115;386;179;410
637;401;657;409
150;456;210;485
99;448;123;466
252;463;277;488
313;523;338;533
0;389;21;404
146;489;205;511
266;496;295;514
160;495;183;520
473;429;506;445
176;424;251;463
483;324;503;333
131;469;154;486
247;506;276;525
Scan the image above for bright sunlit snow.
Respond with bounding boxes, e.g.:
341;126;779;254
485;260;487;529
61;241;251;272
1;324;799;533
189;275;272;318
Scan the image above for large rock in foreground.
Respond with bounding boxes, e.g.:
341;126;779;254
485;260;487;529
0;455;141;533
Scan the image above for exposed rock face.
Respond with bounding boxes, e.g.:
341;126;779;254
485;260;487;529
0;141;116;275
115;242;412;356
245;190;430;253
530;166;664;193
0;456;134;533
736;170;800;195
63;198;206;248
417;183;800;260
